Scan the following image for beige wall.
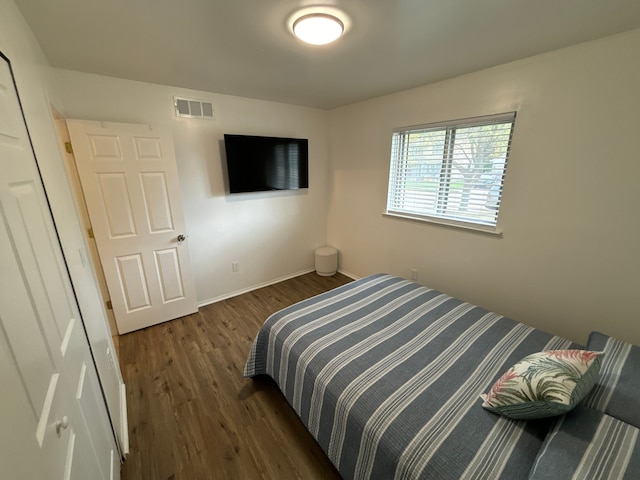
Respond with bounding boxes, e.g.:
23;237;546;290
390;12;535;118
54;70;331;305
327;29;640;345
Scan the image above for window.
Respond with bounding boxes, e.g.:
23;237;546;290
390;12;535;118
386;112;516;232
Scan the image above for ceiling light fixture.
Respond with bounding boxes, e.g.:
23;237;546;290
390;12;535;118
292;12;345;45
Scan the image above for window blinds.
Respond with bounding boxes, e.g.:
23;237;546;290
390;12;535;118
386;112;516;228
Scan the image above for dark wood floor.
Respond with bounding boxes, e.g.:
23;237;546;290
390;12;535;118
119;272;353;480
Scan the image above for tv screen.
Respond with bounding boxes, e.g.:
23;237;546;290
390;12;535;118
223;134;309;194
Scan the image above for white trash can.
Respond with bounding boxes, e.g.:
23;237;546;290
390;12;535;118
315;246;338;276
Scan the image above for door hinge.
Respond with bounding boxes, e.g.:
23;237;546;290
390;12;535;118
106;300;112;310
65;141;73;154
87;227;94;238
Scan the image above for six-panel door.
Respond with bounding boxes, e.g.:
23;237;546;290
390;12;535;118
67;120;198;334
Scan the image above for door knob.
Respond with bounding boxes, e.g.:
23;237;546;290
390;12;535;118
177;234;186;243
55;416;70;435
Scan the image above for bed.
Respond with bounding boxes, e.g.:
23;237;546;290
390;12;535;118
244;274;640;479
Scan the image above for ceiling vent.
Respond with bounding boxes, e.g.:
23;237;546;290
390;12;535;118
174;96;214;119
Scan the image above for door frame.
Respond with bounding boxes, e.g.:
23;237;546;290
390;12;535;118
50;113;129;458
53;116;118;336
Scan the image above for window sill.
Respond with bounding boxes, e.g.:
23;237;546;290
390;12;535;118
382;212;503;238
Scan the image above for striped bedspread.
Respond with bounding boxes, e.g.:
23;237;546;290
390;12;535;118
530;406;640;479
244;274;573;479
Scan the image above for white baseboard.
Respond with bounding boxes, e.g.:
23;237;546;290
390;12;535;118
197;268;317;308
338;269;360;280
197;269;361;309
119;383;129;457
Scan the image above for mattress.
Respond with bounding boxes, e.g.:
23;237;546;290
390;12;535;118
244;274;574;479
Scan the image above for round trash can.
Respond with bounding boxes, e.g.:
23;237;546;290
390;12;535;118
315;246;338;276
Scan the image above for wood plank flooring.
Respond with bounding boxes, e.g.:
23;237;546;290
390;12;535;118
119;272;353;480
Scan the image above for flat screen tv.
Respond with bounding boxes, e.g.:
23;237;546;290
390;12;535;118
223;134;309;194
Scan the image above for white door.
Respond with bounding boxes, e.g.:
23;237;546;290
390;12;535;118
67;120;198;334
0;55;118;479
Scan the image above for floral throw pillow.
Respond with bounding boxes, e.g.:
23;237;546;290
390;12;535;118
480;350;603;420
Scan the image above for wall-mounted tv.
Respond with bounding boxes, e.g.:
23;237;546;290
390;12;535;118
223;134;309;194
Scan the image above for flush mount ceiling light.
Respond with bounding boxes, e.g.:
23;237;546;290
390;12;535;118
293;13;344;45
288;7;350;46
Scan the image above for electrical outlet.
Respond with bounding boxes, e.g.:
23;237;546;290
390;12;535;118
411;269;418;281
232;261;239;273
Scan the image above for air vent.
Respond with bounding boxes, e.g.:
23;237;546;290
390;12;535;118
174;96;214;119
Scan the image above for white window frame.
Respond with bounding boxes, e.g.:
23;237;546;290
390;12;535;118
385;112;516;235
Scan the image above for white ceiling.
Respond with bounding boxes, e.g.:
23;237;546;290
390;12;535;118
15;0;640;109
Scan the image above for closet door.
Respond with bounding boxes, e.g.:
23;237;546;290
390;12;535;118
0;54;118;479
